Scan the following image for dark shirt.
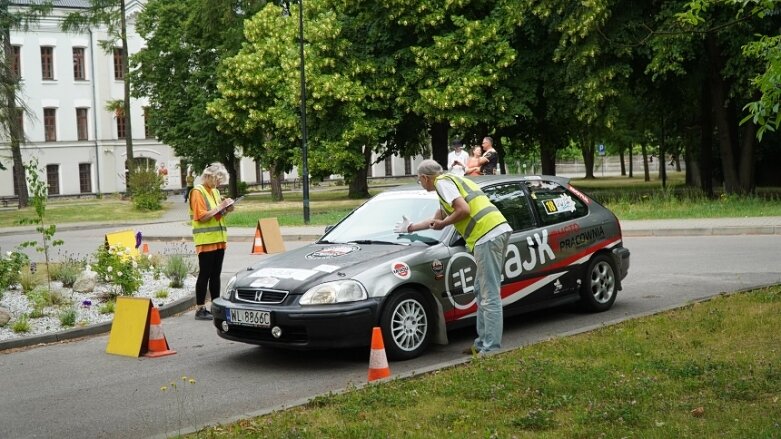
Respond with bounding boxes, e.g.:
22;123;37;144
481;149;498;175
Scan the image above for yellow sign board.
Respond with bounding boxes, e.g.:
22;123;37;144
106;297;151;358
104;229;139;259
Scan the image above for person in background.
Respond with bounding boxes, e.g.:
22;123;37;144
189;163;234;320
479;136;499;175
393;159;511;356
447;139;470;177
184;168;195;203
465;145;483;176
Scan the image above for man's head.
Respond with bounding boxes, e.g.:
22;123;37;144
482;136;494;150
417;159;443;192
452;139;463;151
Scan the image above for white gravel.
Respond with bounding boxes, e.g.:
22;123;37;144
0;272;195;342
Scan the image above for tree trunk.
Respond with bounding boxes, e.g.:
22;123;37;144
581;137;595;179
738;121;757;193
628;145;633;178
120;0;135;194
540;139;556;175
659;115;667;189
429;121;449;168
348;145;371;198
3;26;29;207
269;165;283;201
641;143;650;182
225;154;239;198
619;147;626;176
699;77;714;197
706;35;742;194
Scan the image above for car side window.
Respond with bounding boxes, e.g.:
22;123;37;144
524;180;588;226
483;183;536;231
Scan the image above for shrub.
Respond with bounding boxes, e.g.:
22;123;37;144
52;260;83;288
91;245;143;296
12;315;30;333
99;300;115;314
59;308;77;327
18;266;41;293
129;169;166;211
0;250;29;290
164;254;192;288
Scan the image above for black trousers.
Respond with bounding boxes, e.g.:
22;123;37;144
195;248;225;306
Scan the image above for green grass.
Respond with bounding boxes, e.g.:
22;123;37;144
0;196;166;228
191;286;781;438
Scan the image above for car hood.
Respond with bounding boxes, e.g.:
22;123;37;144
232;242;431;293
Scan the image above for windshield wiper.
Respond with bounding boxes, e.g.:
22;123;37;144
349;240;406;245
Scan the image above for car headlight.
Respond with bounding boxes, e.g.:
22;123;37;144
222;275;237;300
300;280;367;305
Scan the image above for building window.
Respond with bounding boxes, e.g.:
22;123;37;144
404;157;412;175
113;48;124;80
384;157;392;177
116;114;126;139
73;47;85;80
15;109;24;138
46;164;60;195
76;108;88;140
12;45;21;78
79;163;92;193
44;108;57;141
143;106;154;138
41;46;54;80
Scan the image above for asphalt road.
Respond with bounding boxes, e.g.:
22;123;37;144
1;234;780;438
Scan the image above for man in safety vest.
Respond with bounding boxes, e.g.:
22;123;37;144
394;159;512;355
189;162;235;320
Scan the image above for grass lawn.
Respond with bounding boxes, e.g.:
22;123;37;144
191;286;781;438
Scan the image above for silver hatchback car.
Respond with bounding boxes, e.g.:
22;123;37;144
212;175;630;360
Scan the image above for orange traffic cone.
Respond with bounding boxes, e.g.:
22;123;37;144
142;243;150;254
144;306;176;358
368;327;391;382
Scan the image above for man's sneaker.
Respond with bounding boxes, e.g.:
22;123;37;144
194;308;213;320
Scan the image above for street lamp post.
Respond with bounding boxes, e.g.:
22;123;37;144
282;0;310;224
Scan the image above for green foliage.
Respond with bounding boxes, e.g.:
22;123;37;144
18;266;41;294
91;245;143;296
51;260;84;288
154;289;169;299
58;308;77;327
163;254;192;288
11;315;30;334
129;168;166;211
99;300;116;315
0;250;29;290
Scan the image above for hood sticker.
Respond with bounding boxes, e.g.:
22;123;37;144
249;267;318;281
250;277;279;288
391;261;411;280
313;264;340;273
305;244;360;260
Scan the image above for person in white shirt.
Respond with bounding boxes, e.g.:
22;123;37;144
446;139;470;176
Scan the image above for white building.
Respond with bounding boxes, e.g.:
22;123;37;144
0;0;420;200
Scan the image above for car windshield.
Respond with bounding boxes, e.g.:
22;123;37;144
320;190;447;245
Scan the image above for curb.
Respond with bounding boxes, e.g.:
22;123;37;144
0;293;196;352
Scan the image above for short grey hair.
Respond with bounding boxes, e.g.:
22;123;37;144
417;159;443;176
202;162;229;185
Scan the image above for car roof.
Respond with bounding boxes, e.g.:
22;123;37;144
382;174;572;193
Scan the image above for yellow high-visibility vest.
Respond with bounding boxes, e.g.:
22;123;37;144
435;174;506;251
190;184;227;246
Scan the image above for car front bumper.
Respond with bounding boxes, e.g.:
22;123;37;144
211;297;380;350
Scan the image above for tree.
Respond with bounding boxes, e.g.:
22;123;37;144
1;0;52;208
132;0;264;198
62;0;136;191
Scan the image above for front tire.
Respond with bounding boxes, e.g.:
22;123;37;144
579;254;617;312
379;289;432;361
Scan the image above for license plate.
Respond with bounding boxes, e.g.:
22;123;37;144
228;308;271;327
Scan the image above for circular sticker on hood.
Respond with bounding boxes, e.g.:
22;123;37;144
391;261;411;280
306;244;360;260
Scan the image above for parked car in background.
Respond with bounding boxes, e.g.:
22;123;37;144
211;175;630;360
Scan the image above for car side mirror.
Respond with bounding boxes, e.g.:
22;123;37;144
324;225;335;234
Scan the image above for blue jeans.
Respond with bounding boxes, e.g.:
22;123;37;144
472;231;510;353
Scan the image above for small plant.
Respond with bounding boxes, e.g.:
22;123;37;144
99;300;116;314
91;244;143;296
11;315;31;333
155;289;169;299
160;375;200;435
129;168;166;211
164;254;192;288
18;266;41;293
51;260;84;288
0;249;29;290
59;308;77;327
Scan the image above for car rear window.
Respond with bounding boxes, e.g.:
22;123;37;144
483;183;536;232
524;180;588;226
